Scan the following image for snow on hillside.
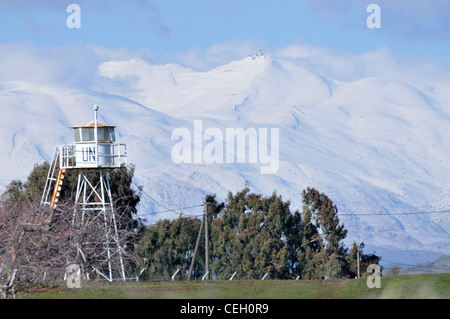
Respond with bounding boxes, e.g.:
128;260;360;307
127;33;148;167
0;47;449;265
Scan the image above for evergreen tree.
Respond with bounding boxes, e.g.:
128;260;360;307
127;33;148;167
210;188;299;280
300;188;349;279
299;188;323;279
0;180;27;209
131;186;380;281
135;217;203;280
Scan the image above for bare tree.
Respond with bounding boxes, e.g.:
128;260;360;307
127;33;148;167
0;198;140;298
68;199;141;282
0;198;79;298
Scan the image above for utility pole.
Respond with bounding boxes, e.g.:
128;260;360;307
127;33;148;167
357;249;360;279
187;195;214;281
187;214;204;280
204;195;214;280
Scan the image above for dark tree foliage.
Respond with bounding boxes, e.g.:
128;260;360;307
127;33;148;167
210;188;298;280
135;187;380;281
134;217;204;281
0;180;27;209
301;187;350;279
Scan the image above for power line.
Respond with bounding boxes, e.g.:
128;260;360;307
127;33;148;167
132;179;172;212
139;205;204;217
132;177;450;219
133;180;450;272
338;210;450;216
380;259;423;267
132;178;204;218
380;259;450;271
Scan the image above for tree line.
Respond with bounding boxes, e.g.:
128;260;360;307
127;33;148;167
136;187;379;281
0;161;379;297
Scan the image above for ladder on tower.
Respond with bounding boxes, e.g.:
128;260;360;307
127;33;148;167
41;146;66;209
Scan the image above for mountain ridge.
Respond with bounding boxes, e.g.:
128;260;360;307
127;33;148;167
1;53;449;266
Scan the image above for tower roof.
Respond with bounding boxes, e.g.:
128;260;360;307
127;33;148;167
71;121;116;129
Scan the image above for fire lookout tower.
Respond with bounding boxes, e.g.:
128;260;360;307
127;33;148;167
41;105;128;281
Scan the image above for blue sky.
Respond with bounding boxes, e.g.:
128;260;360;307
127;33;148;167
0;0;449;62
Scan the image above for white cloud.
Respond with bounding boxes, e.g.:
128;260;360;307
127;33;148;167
164;40;266;71
275;42;450;85
0;40;449;97
0;43;101;87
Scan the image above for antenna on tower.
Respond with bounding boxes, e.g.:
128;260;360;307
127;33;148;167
94;104;99;167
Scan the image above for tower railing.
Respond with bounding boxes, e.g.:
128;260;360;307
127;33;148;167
58;143;127;169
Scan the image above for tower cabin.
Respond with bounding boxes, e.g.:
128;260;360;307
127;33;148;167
42;106;127;209
58;108;127;169
71;121;119;168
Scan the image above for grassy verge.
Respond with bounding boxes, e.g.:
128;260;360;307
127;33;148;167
23;280;329;299
335;273;450;299
22;273;450;299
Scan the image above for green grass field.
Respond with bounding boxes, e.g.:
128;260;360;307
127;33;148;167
22;273;450;299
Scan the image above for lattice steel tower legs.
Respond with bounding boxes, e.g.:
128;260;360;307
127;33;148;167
71;169;126;282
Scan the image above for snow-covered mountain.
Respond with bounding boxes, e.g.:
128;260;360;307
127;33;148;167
1;49;449;266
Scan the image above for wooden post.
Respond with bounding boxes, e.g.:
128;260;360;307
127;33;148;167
204;200;209;280
187;215;204;280
357;249;360;279
204;195;214;281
